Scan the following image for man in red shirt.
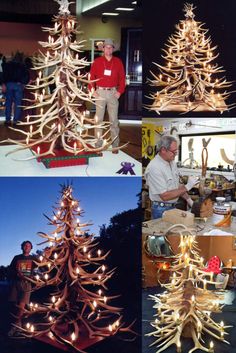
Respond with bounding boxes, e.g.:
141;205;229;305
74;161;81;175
89;38;126;152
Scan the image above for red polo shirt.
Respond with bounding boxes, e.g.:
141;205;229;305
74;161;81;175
89;55;126;95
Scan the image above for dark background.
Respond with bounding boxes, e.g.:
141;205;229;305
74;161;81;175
143;0;236;117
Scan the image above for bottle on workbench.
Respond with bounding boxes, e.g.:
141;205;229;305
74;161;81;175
212;197;231;227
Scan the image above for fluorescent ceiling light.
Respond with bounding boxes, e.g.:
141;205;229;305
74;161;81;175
102;12;119;16
132;1;137;4
115;7;134;11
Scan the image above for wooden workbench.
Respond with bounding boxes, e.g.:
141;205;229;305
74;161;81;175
142;212;236;236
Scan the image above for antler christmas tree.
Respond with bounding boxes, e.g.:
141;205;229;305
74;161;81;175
148;3;234;114
17;184;132;352
4;0;120;160
147;226;231;353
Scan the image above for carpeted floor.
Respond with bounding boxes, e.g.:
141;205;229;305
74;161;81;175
142;287;236;353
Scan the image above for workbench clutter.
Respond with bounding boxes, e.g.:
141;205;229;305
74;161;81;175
142;117;236;232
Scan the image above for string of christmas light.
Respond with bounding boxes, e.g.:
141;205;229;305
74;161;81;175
4;0;122;160
147;225;231;353
16;184;134;351
147;3;235;114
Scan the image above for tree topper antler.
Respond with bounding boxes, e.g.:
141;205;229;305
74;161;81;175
54;0;73;15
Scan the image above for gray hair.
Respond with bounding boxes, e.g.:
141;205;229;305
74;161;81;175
156;135;178;152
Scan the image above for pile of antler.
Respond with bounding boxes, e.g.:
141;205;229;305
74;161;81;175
147;225;231;353
16;184;134;352
148;3;234;114
4;0;122;161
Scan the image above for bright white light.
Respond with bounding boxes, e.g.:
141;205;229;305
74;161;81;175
102;12;119;16
137;64;142;73
115;7;134;11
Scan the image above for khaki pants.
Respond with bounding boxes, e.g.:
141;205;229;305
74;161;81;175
95;88;119;148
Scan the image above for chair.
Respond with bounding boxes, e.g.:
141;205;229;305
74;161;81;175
204;255;222;274
204;255;229;289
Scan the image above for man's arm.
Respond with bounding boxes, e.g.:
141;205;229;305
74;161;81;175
159;185;187;201
181;191;193;207
115;59;126;97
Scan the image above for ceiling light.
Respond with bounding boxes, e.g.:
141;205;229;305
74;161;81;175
102;12;119;16
132;1;137;4
115;7;134;11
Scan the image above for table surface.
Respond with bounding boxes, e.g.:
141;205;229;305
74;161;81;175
142;214;236;236
0;145;141;176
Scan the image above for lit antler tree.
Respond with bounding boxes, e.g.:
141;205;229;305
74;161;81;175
4;0;120;164
148;3;234;114
147;226;231;353
18;184;132;351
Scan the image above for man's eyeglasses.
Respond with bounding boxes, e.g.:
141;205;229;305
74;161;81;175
167;148;178;155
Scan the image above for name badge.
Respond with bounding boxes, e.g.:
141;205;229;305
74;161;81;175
104;69;111;76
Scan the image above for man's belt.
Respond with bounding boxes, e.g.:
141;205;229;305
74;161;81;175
97;86;116;90
152;201;176;207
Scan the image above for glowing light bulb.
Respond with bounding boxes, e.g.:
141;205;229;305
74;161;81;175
35;274;39;281
39;256;43;262
102;265;105;272
108;325;112;332
103;296;107;303
177;340;181;353
93;300;97;308
98;289;102;296
209;341;214;351
26;322;30;329
76;267;80;274
30;325;35;332
54;253;58;259
71;332;76;341
44;273;49;280
83;246;87;253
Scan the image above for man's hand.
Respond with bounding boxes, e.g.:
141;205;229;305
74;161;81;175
187;198;193;207
185;176;199;191
114;91;121;99
92;91;99;98
17;271;25;279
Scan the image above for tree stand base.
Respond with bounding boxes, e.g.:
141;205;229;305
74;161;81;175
35;323;107;352
31;143;102;168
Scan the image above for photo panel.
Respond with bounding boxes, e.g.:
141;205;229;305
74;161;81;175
0;176;141;353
